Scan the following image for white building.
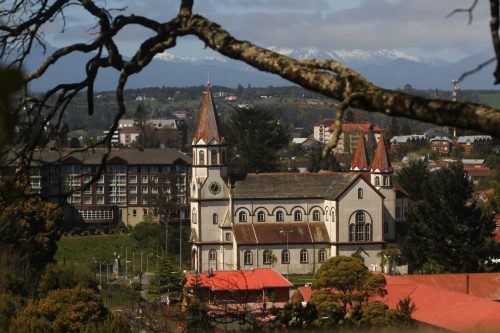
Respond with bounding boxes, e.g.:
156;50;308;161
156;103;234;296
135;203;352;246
190;84;408;275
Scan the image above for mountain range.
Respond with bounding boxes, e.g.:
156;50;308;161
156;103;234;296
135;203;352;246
25;45;497;91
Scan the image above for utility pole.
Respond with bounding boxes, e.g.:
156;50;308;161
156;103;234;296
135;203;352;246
280;230;293;281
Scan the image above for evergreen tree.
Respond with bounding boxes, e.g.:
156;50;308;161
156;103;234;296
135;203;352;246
224;108;290;174
401;162;497;273
148;256;182;302
395;158;429;200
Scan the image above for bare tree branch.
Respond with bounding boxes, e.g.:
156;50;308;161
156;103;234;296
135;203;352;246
446;0;478;24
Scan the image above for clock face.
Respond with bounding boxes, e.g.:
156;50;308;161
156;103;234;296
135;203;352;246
209;181;221;195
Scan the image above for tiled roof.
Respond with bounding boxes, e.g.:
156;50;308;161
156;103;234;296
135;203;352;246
192;84;225;145
379;275;500;332
233;223;330;245
327;123;384;133
30;148;191;165
350;132;370;171
184;268;292;291
232;173;359;200
457;135;492;144
371;136;393;173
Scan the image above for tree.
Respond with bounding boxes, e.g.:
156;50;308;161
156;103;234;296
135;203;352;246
133;103;151;148
312;255;387;313
37;263;99;298
401;162;497;273
148;256;183;302
2;1;499;174
378;246;406;275
395;158;430;200
225;108;290;173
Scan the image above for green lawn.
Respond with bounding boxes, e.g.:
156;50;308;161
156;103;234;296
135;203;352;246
479;93;500;109
55;234;158;273
287;274;315;286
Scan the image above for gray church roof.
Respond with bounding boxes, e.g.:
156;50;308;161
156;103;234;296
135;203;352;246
232;173;359;200
233;222;330;245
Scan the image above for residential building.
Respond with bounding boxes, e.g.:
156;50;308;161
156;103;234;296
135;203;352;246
430;136;453;155
313;122;383;154
390;134;426;153
457;135;493;154
15;148;191;227
190;84;408;275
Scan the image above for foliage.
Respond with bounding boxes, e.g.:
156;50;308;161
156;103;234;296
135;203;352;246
148;256;183;302
378;246;406;275
133;103;151;148
401;162;497;273
0;68;23;146
313;255;387;312
130;220;164;251
37;263;99;297
81;315;131;333
224;107;290;173
395;158;430;200
276;302;318;329
308;146;341;172
11;286;108;333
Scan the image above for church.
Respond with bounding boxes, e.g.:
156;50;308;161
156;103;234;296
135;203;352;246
190;84;408;275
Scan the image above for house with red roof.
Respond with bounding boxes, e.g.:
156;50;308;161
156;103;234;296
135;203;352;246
184;268;292;308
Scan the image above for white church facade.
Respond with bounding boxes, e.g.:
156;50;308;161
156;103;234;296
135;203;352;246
190;84;408;274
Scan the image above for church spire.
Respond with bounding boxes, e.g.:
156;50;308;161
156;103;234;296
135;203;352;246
350;130;370;171
192;83;225;145
371;135;393;173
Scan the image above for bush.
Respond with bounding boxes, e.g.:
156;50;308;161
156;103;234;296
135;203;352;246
81;230;90;236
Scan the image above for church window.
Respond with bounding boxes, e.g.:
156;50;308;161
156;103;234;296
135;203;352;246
244;250;253;265
276;210;284;222
199;150;205;165
225;232;231;241
358;188;363;199
331;210;335;223
239;211;247;222
312;210;320;221
300;249;308;263
281;249;290;264
208;249;216;261
192;208;197;224
257;211;265;222
211;150;217;165
213;213;218;224
294;210;302;221
263;249;272;265
326;211;329;221
356;224;365;241
383;176;390;186
375;176;380;187
355;211;365;223
366;224;371;241
349;224;355;241
318;249;326;263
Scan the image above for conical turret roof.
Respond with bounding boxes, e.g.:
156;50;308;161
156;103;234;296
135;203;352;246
371;135;393;173
192;84;225;145
350;131;370;171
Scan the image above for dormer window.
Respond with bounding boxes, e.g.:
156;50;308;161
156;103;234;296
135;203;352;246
239;211;247;222
383;176;390;186
257;211;265;222
375;176;380;187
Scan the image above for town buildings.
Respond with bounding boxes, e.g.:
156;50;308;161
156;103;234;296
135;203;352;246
190;84;408;275
313;122;383;154
10;148;191;227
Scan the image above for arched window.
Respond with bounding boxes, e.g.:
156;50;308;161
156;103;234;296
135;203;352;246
198;150;205;165
331;209;335;223
192;208;197;224
355;211;365;223
257;211;265;222
244;250;253;265
263;249;272;265
294;210;302;221
211;150;217;165
358;188;363;199
383;176;390;186
318;249;326;263
208;249;216;260
366;224;371;241
276;210;284;222
349;224;355;241
239;211;247;222
356;223;364;241
281;249;290;264
312;210;320;221
300;249;308;263
212;213;218;225
375;176;380;187
326;211;329;221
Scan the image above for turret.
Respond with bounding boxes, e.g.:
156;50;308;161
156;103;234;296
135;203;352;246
350;130;370;172
370;136;393;188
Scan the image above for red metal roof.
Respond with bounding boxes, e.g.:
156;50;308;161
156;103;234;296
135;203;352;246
379;275;500;332
298;286;312;302
192;84;225;145
350;131;370;171
184;268;293;291
371;136;393;173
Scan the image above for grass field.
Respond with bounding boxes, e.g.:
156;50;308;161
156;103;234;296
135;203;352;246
478;93;500;109
287;274;315;286
55;234;160;273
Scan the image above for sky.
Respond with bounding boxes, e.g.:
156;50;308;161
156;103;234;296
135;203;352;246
44;0;493;62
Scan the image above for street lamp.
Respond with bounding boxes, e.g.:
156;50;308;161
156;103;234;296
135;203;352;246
280;230;293;280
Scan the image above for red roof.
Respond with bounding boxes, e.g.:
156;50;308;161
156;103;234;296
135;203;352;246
121;126;139;134
379;275;500;332
184;268;293;291
298;286;312;302
371;136;393;173
192;84;225;145
350;131;370;171
327;123;384;133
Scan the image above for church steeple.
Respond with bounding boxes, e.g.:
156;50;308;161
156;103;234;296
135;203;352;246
192;83;225;145
370;135;393;187
350;130;370;172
